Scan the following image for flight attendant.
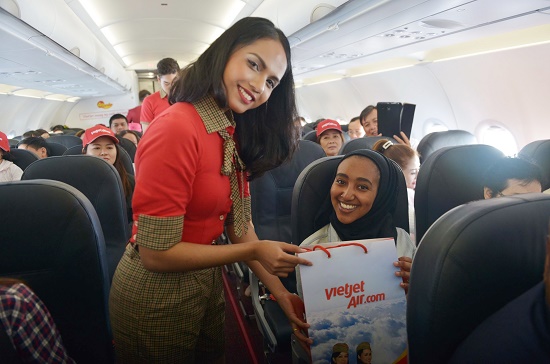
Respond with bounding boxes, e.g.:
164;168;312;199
109;17;312;363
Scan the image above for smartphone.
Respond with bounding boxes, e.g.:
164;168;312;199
377;102;402;138
400;103;416;140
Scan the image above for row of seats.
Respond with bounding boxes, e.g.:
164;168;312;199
247;134;550;360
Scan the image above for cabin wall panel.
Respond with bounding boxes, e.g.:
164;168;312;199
64;94;135;129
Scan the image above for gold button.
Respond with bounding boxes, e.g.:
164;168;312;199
219;215;224;220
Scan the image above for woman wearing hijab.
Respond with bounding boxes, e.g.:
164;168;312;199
300;149;415;293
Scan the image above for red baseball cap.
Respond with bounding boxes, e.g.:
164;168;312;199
316;119;343;137
0;131;10;152
82;125;119;146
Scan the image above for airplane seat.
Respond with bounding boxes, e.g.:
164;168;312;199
9;148;38;171
300;125;313;137
118;146;134;175
244;140;325;353
8;139;19;148
21;155;131;282
341;136;398;154
302;130;317;142
288;153;409;361
117;137;137;162
340;124;348;132
63;145;83;155
519;139;550;190
407;193;550;364
415;144;504;243
0;179;114;363
46;135;83;148
46;142;67;156
416;130;477;163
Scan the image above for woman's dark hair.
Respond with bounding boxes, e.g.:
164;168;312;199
170;17;298;180
83;144;133;199
0;149;16;162
482;157;544;197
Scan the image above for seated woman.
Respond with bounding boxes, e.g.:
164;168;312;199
316;119;344;156
82;125;135;222
0;131;23;182
372;139;420;242
301;149;416;293
117;130;141;147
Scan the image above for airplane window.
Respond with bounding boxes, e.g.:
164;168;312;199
480;125;518;156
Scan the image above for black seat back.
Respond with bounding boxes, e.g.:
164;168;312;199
46;135;83;148
251;140;326;244
519;139;550;190
21;155;130;281
46;142;67;156
407;193;550;363
0;180;114;363
9;149;38;171
416;130;477;163
292;155;409;246
118;137;137;162
303;130;317;142
415;144;504;243
63;144;83;155
341;136;398;154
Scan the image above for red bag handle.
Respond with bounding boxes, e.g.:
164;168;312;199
302;242;368;258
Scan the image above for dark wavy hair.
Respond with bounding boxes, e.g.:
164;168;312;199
169;17;298;180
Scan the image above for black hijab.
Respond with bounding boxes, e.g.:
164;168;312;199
314;149;400;242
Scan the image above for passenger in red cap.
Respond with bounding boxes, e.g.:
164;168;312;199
316;119;344;156
82;125;134;222
0;131;23;182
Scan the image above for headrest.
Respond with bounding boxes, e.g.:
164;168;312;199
519;139;550;190
417;130;477;163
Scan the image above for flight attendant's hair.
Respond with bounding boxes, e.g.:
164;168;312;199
170;17;298;180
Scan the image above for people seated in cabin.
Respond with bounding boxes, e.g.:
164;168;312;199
0;131;23;182
347;116;365;140
482;157;543;199
316;119;344;156
117;130;141;147
356;342;372;364
126;89;151;132
140;57;180;133
82;125;135;222
109;18;313;363
360;105;378;137
34;129;50;139
22;130;34;139
331;343;349;364
372;139;420;241
109;113;129;135
50;125;66;134
448;224;550;363
0;278;75;363
300;149;416;294
18;137;49;159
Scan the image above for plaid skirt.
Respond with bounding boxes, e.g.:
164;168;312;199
109;244;225;363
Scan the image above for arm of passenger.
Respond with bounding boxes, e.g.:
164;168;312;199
393;131;412;147
227;222;313;345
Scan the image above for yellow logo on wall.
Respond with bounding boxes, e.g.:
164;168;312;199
97;101;113;109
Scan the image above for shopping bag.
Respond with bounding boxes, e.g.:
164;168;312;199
298;238;408;364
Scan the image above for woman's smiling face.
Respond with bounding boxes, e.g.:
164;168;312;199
330;156;380;224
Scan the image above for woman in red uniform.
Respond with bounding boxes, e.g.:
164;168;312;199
109;17;312;363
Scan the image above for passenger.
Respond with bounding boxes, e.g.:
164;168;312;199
82;125;134;222
34;128;50;138
75;129;85;139
109;17;312;364
50;125;65;134
347;116;365;139
126;89;151;131
449;222;550;363
117;130;141;147
482;157;543;199
140;57;180;133
331;343;349;364
18;136;49;159
356;342;372;364
360;105;378;137
372;139;420;241
22;130;34;139
0;131;23;182
109;113;129;134
300;149;416;294
316;119;344;156
0;278;75;364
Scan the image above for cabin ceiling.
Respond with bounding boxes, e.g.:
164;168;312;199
0;0;550;98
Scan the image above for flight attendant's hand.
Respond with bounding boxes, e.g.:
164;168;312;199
274;291;313;349
253;241;312;277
